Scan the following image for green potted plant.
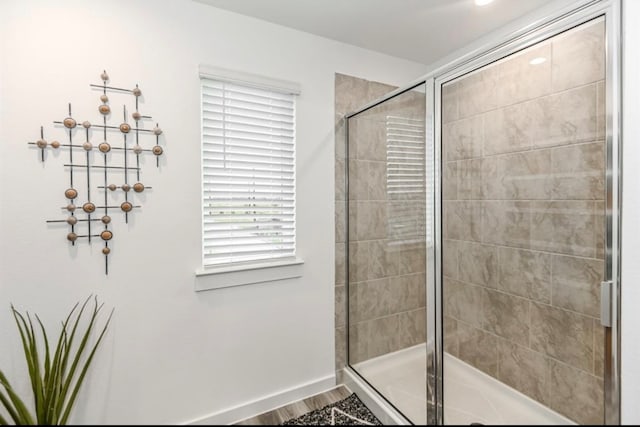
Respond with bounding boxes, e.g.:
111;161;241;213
0;295;113;425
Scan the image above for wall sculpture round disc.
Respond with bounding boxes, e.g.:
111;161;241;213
152;146;163;155
82;142;93;151
66;204;76;212
99;104;111;115
66;216;78;225
107;184;117;191
132;87;142;96
82;121;91;129
100;94;108;102
36;139;47;148
133;182;145;193
102;247;111;255
132;111;141;120
100;230;113;241
120;201;133;212
133;144;143;154
119;123;131;133
63;117;77;129
82;202;96;213
67;232;78;242
65;188;78;199
121;184;131;192
99;142;111;153
51;141;61;149
101;215;111;224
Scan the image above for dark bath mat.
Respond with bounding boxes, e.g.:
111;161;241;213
281;393;382;425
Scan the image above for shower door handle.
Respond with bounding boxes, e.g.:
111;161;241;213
600;280;613;327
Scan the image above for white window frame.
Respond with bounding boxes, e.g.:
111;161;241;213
195;65;304;291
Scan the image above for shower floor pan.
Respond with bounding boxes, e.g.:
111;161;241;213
352;344;574;425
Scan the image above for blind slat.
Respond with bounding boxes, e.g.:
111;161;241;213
202;76;297;267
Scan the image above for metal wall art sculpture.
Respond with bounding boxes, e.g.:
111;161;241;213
28;70;164;274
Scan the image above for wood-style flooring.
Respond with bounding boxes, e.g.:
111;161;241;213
234;385;352;425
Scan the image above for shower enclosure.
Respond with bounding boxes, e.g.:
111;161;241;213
341;0;620;425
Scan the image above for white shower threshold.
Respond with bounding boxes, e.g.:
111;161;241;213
351;343;575;425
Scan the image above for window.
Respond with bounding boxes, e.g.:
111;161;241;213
385;114;426;245
200;67;299;270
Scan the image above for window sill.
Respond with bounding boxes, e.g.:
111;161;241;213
194;258;304;292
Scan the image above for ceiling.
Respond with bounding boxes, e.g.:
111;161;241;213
195;0;574;65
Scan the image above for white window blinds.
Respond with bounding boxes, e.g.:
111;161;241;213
386;115;427;245
201;76;297;267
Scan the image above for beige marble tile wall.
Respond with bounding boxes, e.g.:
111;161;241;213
334;73;398;380
334;75;427;379
442;19;606;425
346;89;427;365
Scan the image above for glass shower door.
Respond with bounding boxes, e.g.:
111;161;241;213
440;17;609;425
346;83;428;424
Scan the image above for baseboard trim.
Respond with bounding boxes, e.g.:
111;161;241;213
185;374;336;425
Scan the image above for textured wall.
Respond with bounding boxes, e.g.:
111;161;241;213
334;73;399;377
334;74;427;375
0;1;428;423
442;19;606;425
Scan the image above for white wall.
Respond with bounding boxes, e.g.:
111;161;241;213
0;0;426;424
621;0;640;423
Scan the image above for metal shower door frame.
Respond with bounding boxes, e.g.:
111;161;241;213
430;0;621;424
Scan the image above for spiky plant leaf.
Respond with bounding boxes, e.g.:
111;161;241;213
0;296;112;425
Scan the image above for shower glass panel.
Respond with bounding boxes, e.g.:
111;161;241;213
347;83;427;424
441;17;606;425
